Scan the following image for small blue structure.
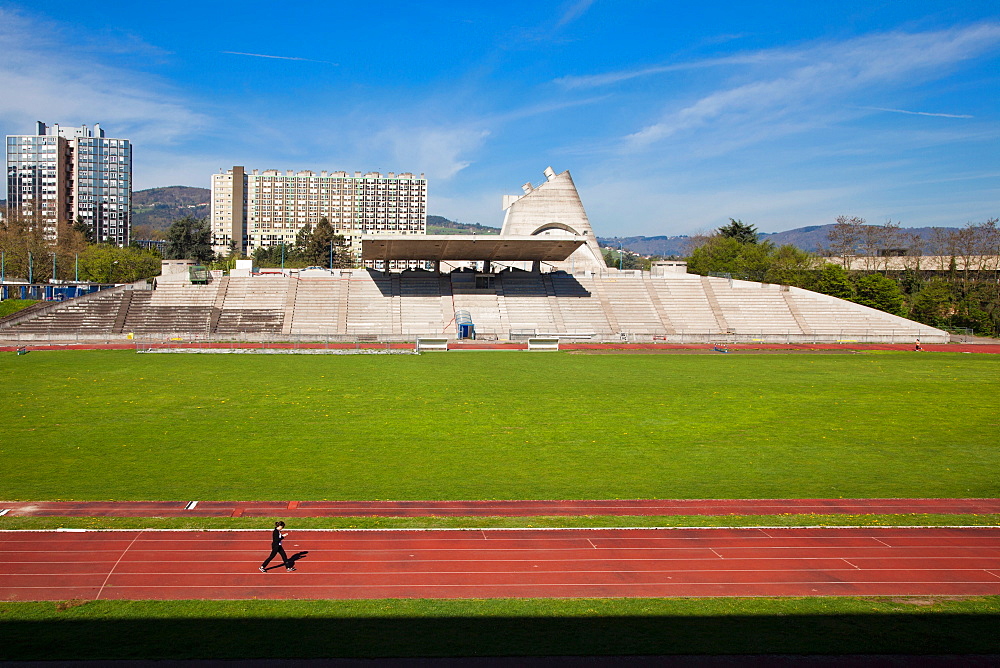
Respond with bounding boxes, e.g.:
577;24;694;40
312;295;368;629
456;310;476;340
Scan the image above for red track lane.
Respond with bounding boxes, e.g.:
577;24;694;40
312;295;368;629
2;498;999;517
1;527;998;601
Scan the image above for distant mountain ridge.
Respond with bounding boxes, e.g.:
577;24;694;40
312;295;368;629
427;215;500;235
600;225;955;256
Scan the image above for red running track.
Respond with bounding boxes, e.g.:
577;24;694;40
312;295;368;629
2;527;999;601
2;498;999;517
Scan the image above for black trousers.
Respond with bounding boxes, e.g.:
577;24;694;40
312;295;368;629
261;545;289;568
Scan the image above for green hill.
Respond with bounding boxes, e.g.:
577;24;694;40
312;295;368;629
427;215;500;235
131;186;210;235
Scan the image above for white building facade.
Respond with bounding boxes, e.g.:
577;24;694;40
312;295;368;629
5;122;132;245
211;166;427;267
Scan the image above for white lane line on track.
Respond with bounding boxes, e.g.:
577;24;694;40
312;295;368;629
12;567;998;576
96;529;144;600
842;559;861;569
29;582;1000;589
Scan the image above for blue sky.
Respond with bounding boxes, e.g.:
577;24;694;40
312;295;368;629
1;0;997;236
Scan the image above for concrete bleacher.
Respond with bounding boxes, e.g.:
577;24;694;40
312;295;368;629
0;268;949;342
289;277;345;335
548;273;613;335
649;274;723;335
451;273;506;338
500;271;558;335
1;289;129;335
399;270;447;336
345;272;395;337
597;274;664;334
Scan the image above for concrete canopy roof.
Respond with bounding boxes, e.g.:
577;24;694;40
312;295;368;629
361;235;586;262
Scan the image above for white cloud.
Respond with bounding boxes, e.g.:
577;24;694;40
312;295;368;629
556;0;597;28
0;8;208;146
621;23;1000;152
370;126;490;181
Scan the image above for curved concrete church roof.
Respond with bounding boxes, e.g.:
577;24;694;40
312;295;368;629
361;167;605;269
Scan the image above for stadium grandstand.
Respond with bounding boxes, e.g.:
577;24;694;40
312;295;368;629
0;168;948;344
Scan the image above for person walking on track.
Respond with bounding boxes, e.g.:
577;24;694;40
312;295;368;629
260;521;296;572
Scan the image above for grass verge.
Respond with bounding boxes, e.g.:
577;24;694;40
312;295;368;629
2;596;998;659
1;513;998;530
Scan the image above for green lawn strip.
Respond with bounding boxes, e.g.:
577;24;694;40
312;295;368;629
2;597;998;659
2;350;998;500
2;513;998;531
0;299;38;318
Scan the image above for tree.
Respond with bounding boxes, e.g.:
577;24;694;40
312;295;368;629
77;244;161;283
814;263;854;300
0;208;54;282
603;247;643;270
72;216;95;243
718;219;758;245
686;235;743;276
853;273;905;315
825;216;865;269
165;216;213;264
909;280;953;326
300;218;336;266
764;244;817;286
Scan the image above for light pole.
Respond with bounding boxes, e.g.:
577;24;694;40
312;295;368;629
51;252;57;283
28;251;33;284
1;250;4;285
329;240;333;270
280;242;285;270
619;241;623;271
75;254;79;282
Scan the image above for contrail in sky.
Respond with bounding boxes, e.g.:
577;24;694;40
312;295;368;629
223;51;338;65
865;106;972;119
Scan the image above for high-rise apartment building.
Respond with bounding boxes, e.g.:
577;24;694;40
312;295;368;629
211;167;427;265
5;121;132;245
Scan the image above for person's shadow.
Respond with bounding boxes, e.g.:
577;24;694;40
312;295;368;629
287;551;309;566
261;552;309;572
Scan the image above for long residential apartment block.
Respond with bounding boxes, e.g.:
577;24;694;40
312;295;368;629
211;166;428;267
5;121;132;245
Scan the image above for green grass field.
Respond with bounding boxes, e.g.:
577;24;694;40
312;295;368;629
2;349;998;660
2;597;999;659
2;350;998;501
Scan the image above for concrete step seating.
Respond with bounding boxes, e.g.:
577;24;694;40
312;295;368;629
650;275;724;334
345;272;395;336
788;289;930;337
712;280;802;334
289;278;345;335
3;269;946;341
400;272;446;335
549;274;613;334
500;273;557;333
223;277;288;310
4;291;126;333
599;276;663;333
